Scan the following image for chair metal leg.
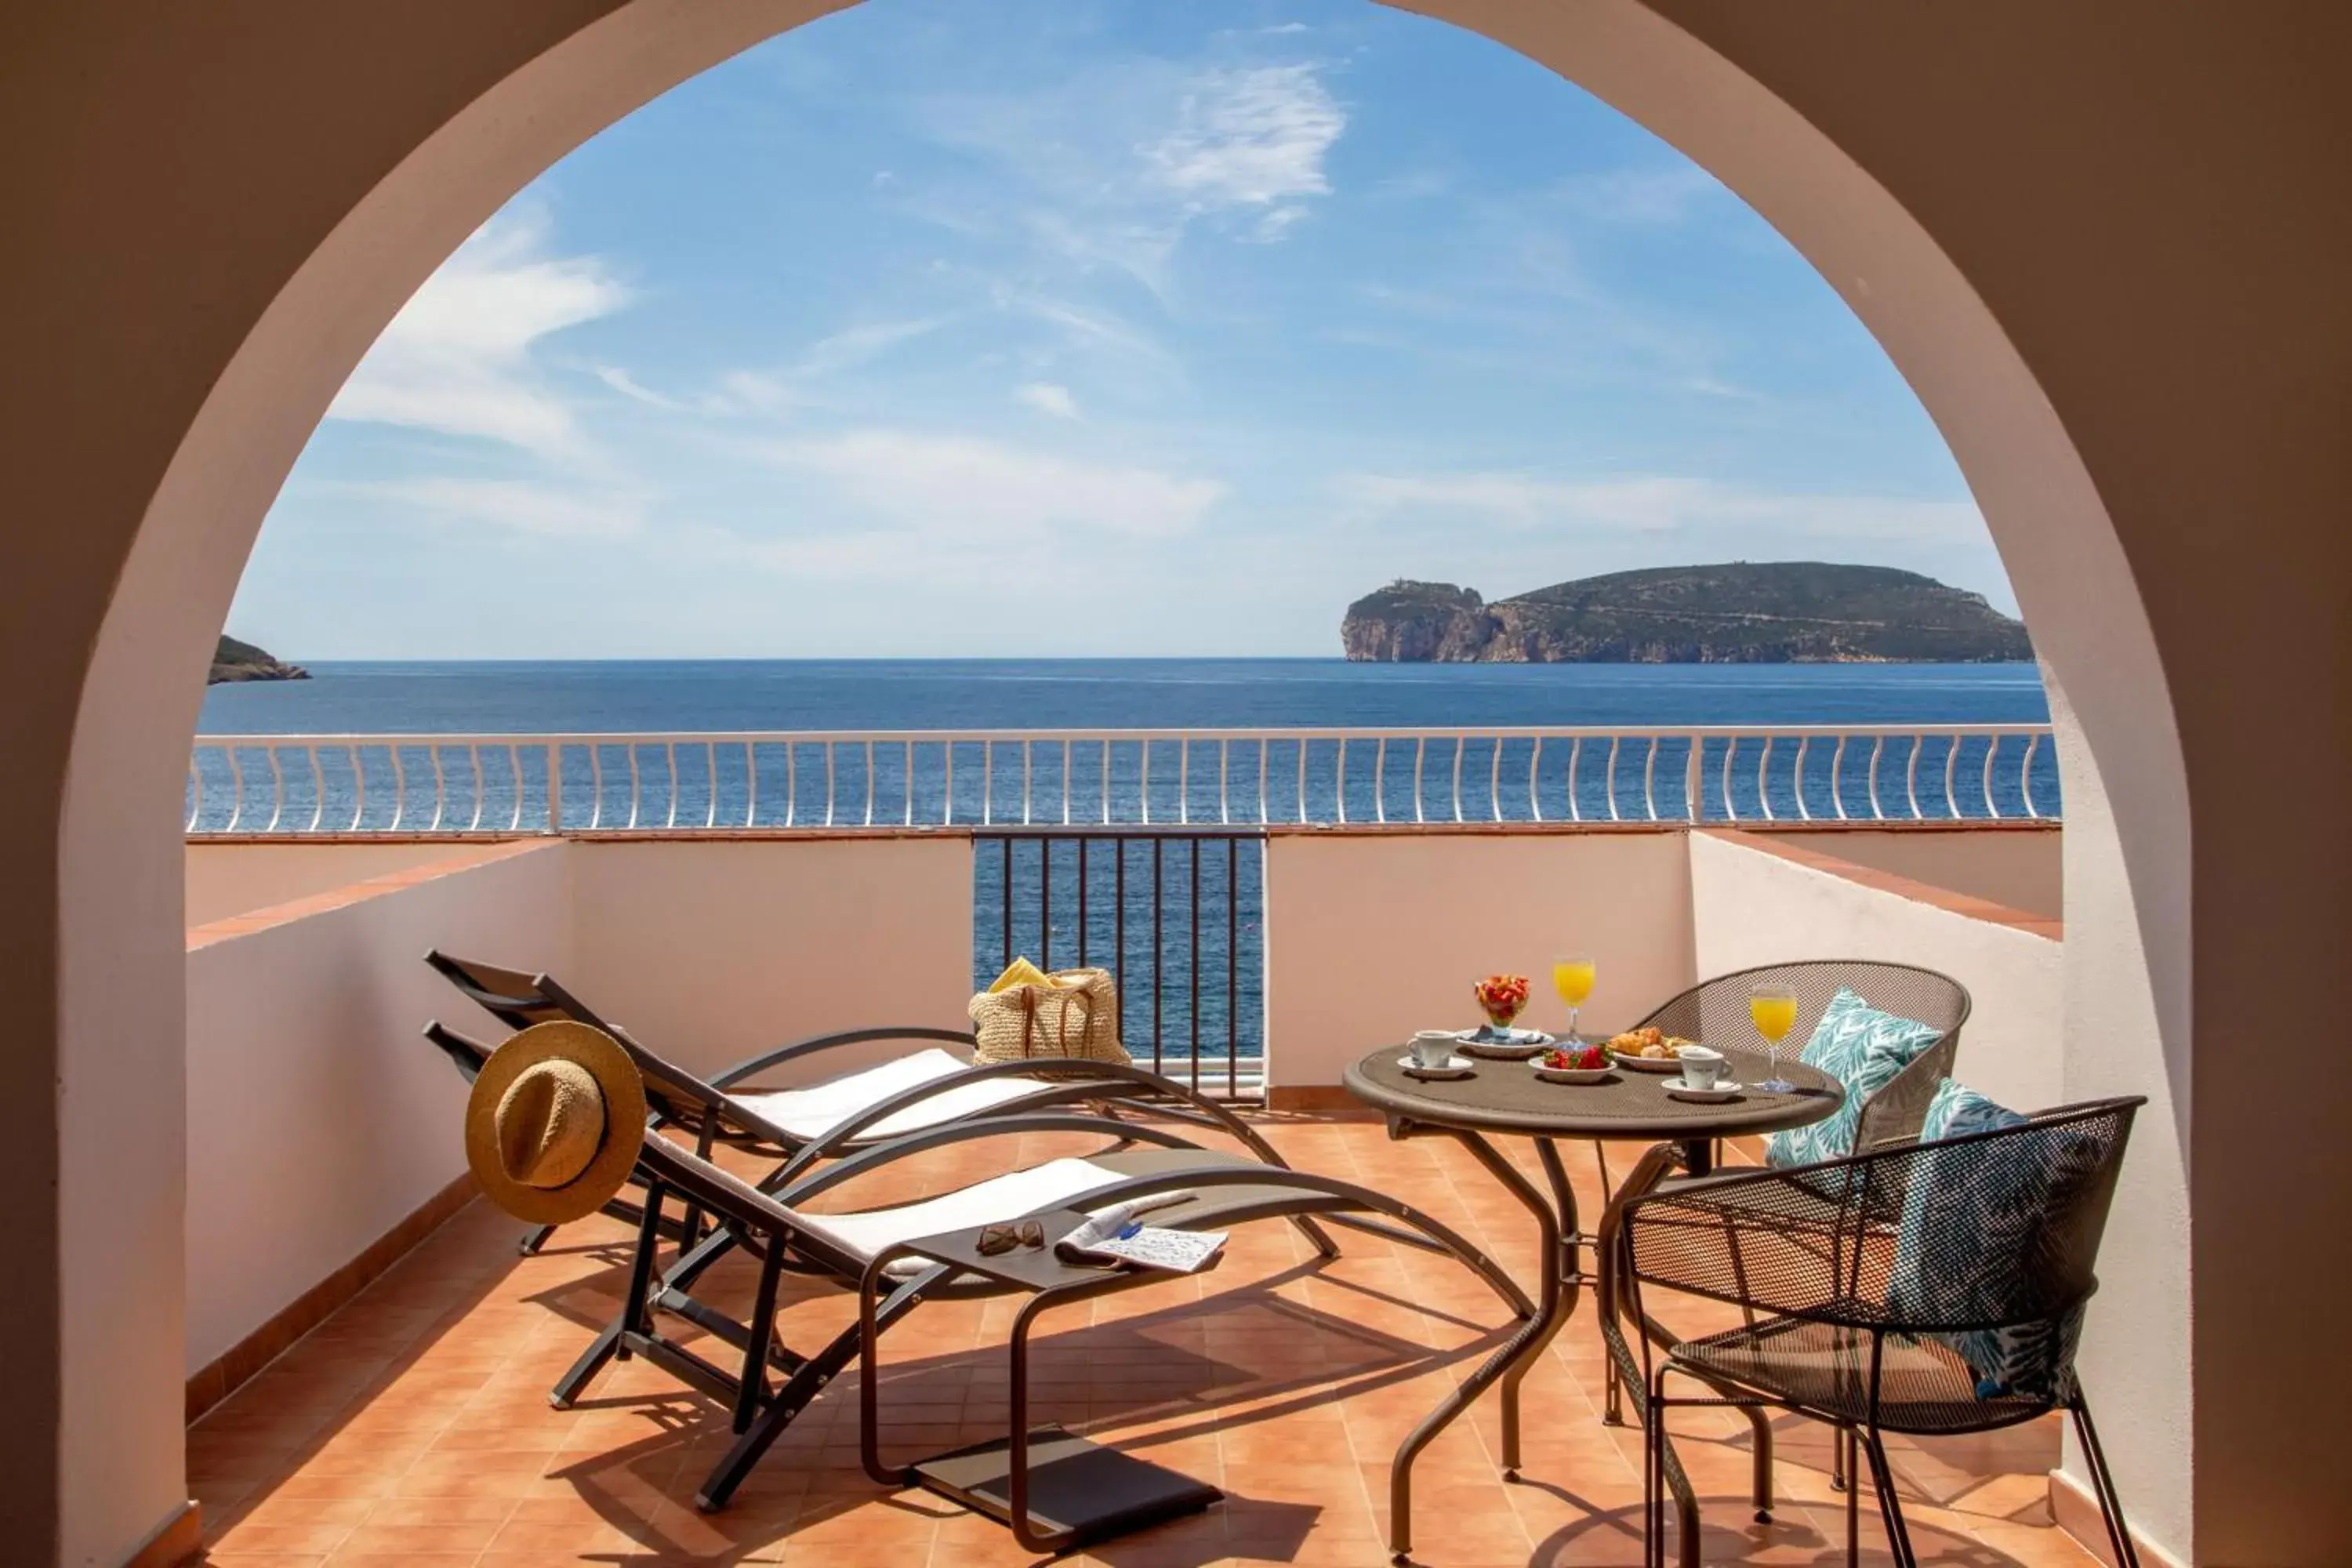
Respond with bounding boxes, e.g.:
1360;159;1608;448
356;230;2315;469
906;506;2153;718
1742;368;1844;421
1642;1366;1704;1568
698;1319;866;1511
1842;1428;1859;1568
730;1246;785;1435
617;1181;666;1353
518;1222;557;1255
550;1319;622;1410
1749;1406;1773;1523
1644;1374;1663;1568
2070;1396;2141;1568
1860;1430;1918;1568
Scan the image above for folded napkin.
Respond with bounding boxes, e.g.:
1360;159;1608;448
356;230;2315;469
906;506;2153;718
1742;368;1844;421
987;955;1059;993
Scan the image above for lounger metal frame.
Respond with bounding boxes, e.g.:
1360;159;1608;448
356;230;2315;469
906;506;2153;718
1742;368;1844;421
423;949;1294;1250
579;1112;1530;1515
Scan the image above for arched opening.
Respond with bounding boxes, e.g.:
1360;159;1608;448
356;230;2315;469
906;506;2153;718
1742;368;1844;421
20;4;2249;1563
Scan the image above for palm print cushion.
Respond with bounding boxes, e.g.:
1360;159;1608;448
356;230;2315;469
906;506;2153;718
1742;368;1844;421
1887;1078;2098;1401
1763;987;1945;1168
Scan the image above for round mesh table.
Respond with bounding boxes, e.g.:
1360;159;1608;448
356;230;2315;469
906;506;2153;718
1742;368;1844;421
1346;1046;1841;1144
1341;1044;1841;1561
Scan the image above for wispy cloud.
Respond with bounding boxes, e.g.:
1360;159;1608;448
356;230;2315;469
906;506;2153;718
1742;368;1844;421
355;477;646;540
906;56;1348;296
328;212;627;456
1016;382;1081;419
593;365;684;410
1337;471;1984;543
692;318;954;417
756;430;1225;540
1552;165;1725;226
794;317;949;378
1143;64;1346;237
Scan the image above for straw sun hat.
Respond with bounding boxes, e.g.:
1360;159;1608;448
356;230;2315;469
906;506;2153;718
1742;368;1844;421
465;1021;648;1225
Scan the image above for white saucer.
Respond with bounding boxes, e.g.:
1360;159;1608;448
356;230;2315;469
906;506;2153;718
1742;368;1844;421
1664;1079;1741;1102
1531;1062;1612;1084
1397;1052;1475;1079
1457;1026;1552;1046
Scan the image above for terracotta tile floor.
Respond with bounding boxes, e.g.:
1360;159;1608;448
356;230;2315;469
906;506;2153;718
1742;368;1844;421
191;1112;2103;1566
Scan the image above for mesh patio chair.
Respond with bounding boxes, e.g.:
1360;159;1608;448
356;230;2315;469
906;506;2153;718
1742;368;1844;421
1599;1094;2145;1568
424;950;1285;1254
464;1029;1533;1518
1588;960;1971;1432
1628;960;1970;1160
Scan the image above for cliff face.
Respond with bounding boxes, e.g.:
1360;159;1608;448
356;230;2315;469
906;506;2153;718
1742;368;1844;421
1342;563;2033;664
209;634;309;684
1338;582;1497;660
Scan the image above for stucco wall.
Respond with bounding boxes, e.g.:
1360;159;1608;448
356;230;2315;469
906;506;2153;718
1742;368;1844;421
1688;830;2062;1111
1743;826;2060;920
183;840;573;1376
1263;830;1696;1086
180;833;974;1381
562;836;975;1082
187;840;531;927
11;5;2351;1558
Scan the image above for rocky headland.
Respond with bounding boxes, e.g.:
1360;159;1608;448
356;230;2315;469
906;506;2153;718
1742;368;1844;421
1342;563;2032;664
209;634;309;684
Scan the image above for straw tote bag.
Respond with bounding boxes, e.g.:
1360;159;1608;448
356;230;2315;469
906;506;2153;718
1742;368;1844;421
969;967;1130;1069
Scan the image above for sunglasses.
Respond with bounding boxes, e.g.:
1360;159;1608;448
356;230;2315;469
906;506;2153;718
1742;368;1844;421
977;1220;1046;1257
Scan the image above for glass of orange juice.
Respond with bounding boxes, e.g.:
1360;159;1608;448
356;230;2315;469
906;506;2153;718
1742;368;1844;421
1750;982;1799;1091
1552;954;1596;1044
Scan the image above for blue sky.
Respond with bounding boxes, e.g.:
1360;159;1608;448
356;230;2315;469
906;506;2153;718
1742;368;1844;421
230;0;2007;659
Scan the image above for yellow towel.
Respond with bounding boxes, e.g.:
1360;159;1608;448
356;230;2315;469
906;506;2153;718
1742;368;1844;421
988;956;1058;993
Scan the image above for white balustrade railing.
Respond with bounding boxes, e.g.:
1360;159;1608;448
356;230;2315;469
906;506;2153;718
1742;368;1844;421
185;725;2059;837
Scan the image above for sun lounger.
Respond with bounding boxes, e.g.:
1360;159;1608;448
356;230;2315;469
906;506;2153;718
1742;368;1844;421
470;1026;1532;1526
423;949;1286;1250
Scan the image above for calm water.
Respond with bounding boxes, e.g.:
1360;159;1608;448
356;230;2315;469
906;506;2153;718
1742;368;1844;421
200;660;2046;1080
199;657;2049;733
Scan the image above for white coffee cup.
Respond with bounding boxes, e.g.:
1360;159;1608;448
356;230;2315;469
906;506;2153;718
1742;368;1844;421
1409;1030;1458;1069
1676;1045;1726;1090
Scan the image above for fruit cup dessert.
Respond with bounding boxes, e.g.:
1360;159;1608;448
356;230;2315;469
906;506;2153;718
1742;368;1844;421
1472;974;1531;1033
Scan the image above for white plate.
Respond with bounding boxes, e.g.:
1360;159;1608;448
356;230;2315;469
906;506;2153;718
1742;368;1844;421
1531;1064;1612;1084
1664;1079;1742;1102
1609;1049;1686;1074
1457;1026;1554;1046
1396;1052;1475;1076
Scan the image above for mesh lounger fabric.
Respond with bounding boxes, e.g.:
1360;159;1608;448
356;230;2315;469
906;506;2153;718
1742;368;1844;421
660;1138;1260;1281
795;1151;1252;1269
729;1047;1057;1143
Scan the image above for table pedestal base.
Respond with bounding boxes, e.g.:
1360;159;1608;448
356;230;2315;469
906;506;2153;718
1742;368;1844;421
910;1425;1221;1549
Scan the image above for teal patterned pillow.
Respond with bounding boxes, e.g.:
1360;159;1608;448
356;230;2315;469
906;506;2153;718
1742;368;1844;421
1763;987;1945;1167
1888;1079;2096;1402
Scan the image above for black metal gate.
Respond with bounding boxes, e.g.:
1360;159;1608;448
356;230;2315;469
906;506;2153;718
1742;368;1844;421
973;830;1265;1099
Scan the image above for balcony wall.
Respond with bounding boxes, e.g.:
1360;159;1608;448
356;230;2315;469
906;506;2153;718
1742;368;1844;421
182;826;2058;1393
1690;829;2063;1109
183;840;574;1381
182;833;972;1388
1742;823;2060;920
187;839;524;927
565;836;975;1077
1262;829;1698;1085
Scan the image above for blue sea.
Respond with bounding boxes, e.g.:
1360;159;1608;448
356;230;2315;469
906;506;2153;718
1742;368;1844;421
198;660;2048;1086
199;657;2048;734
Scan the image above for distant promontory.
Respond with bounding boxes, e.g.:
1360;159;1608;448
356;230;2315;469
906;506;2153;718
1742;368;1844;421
209;634;309;684
1342;563;2032;664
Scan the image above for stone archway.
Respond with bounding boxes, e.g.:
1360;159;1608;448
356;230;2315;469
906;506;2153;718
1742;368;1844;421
22;4;2352;1563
